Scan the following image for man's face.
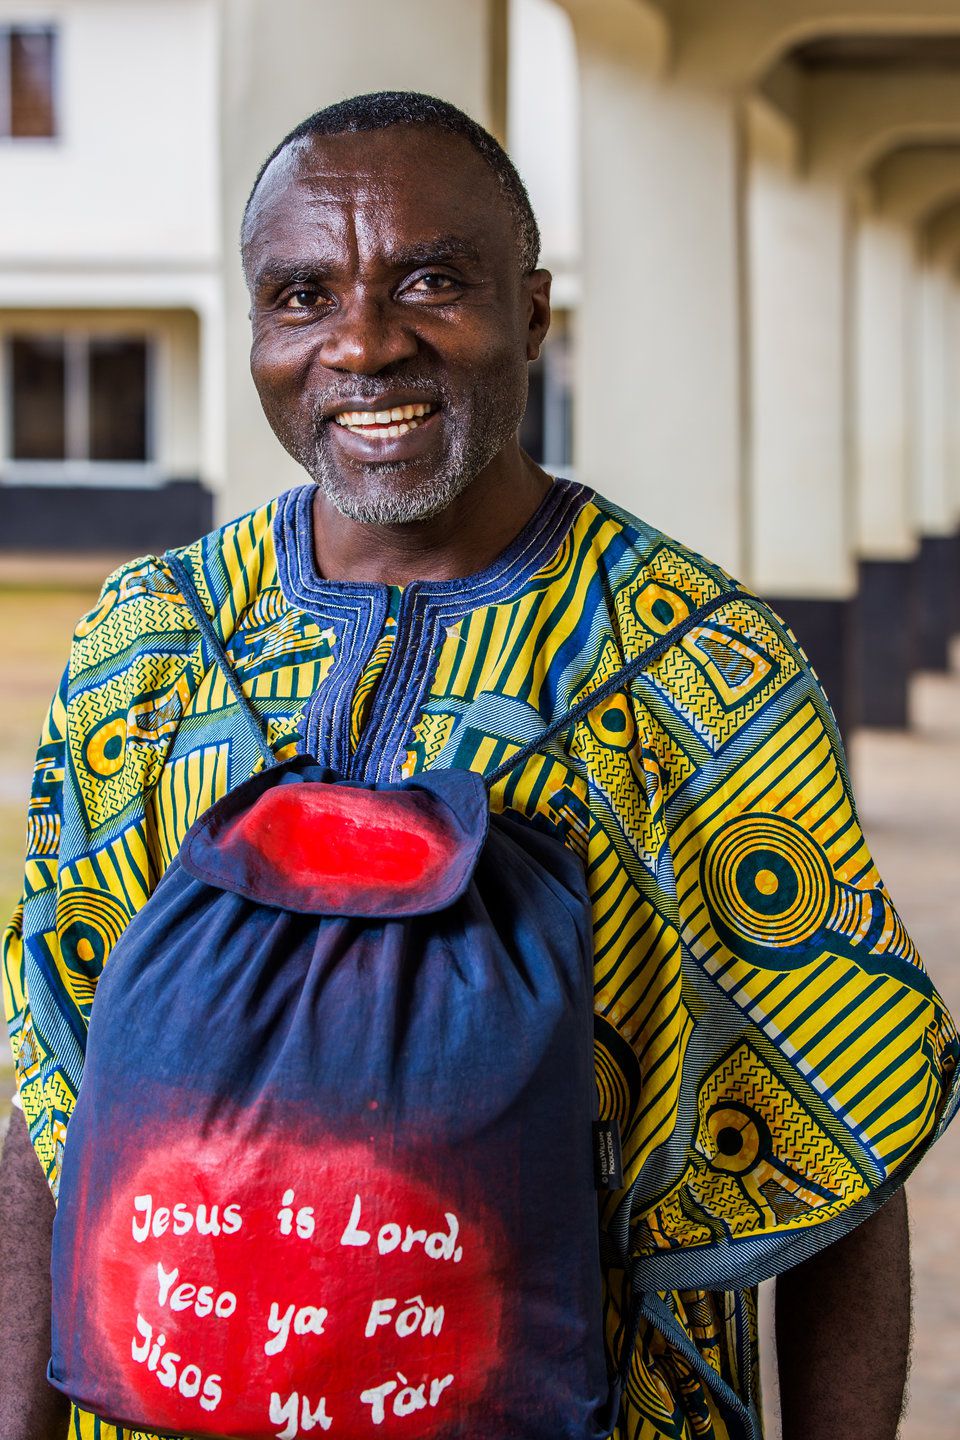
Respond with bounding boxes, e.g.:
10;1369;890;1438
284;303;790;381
244;126;549;526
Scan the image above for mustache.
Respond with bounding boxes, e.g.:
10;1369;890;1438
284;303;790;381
313;373;448;423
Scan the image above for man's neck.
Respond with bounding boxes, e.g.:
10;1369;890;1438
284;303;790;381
310;448;553;586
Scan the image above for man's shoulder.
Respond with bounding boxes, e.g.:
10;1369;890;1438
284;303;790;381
580;486;750;619
67;494;283;684
107;492;280;605
582;488;734;594
580;486;832;729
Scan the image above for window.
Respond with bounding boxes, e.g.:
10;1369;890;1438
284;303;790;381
0;26;57;139
8;335;152;475
88;340;149;462
9;336;65;460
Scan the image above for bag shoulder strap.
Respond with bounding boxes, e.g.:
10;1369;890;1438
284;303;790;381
163;550;277;771
484;586;739;790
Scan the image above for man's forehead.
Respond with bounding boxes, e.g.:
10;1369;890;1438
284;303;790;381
292;125;484;180
246;126;511;253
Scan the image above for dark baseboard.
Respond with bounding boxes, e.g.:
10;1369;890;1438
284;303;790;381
761;594;857;744
0;478;214;553
763;531;958;739
915;532;959;671
853;558;916;729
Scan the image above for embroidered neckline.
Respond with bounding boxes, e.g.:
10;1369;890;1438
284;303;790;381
272;478;594;778
273;477;590;617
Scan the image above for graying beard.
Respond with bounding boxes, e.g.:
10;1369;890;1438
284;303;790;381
319;471;472;526
301;386;524;528
305;430;479;527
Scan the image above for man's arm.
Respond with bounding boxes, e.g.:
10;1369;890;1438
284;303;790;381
0;1106;70;1440
775;1188;910;1440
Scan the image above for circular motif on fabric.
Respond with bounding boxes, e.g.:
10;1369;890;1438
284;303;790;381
631;582;693;637
84;712;129;777
706;1103;770;1174
57;888;131;976
586;693;636;752
701;813;834;952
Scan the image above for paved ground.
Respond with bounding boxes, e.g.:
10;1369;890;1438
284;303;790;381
1;577;958;1436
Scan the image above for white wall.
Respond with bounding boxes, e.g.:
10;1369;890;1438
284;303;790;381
0;0;219;265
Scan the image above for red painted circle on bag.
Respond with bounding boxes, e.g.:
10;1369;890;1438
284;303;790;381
92;1131;506;1438
236;785;448;892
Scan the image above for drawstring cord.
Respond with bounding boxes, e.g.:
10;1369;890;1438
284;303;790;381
164;551;279;772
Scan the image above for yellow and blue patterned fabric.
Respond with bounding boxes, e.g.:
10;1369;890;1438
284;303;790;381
4;478;959;1440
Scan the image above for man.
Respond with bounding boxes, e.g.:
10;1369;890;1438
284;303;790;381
1;91;956;1440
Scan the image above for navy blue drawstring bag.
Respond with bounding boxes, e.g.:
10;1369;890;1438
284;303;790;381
50;753;616;1439
49;558;734;1440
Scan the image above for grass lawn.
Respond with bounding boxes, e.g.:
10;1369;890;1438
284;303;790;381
0;568;112;1116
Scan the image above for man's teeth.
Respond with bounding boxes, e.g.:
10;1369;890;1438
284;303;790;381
334;402;435;436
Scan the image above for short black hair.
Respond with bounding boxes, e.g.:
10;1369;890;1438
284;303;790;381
242;90;541;273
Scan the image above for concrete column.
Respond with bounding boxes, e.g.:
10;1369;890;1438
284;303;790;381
854;217;915;564
948;285;960;532
851;213;917;725
218;0;498;522
948;284;960;637
915;266;951;538
914;264;958;667
867;150;960;659
745;102;856;732
747;130;851;598
924;208;960;639
796;69;960;723
561;0;744;574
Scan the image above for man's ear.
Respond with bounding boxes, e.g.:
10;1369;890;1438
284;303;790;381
524;269;552;361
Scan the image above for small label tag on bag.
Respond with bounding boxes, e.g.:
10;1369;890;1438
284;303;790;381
593;1119;623;1189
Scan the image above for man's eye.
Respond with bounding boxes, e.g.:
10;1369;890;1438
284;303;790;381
406;273;457;295
284;289;322;309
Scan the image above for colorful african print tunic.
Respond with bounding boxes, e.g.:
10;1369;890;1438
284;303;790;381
4;478;958;1440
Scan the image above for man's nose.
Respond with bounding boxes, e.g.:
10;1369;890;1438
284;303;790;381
316;291;417;374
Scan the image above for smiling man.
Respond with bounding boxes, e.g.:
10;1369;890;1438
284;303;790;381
242;100;553;584
1;92;958;1440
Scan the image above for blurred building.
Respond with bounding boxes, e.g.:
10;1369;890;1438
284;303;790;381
0;0;220;549
1;0;960;735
